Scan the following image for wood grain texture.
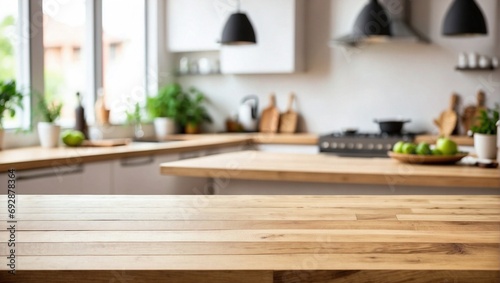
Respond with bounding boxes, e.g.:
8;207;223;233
433;93;459;137
1;270;498;283
279;94;298;134
0;137;250;172
415;135;474;146
259;94;281;134
0;195;498;275
160;151;500;188
0;271;273;283
274;270;500;283
159;133;319;145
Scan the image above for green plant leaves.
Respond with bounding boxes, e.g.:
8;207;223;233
0;80;24;128
146;83;212;127
471;107;499;135
37;93;63;123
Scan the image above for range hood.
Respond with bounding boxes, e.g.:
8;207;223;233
333;0;427;46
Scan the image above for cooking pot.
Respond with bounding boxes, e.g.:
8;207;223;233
374;119;411;134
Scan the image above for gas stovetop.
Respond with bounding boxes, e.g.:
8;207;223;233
319;132;417;158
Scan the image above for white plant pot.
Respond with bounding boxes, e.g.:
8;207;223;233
153;117;177;139
474;133;497;160
38;122;61;148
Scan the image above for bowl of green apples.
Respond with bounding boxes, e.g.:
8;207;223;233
388;137;468;165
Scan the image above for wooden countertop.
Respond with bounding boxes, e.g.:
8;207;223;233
0;137;250;172
415;135;474;146
1;195;498;282
173;134;474;146
168;133;319;145
0;132;477;174
161;151;500;188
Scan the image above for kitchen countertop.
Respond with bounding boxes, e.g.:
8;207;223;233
168;133;319;145
173;133;473;146
1;195;498;282
161;151;500;188
0;137;250;172
415;135;474;146
0;133;316;172
0;132;478;173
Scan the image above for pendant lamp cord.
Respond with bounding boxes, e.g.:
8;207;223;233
237;0;241;11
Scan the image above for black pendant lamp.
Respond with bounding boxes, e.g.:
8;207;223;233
220;0;256;45
352;0;392;38
443;0;488;36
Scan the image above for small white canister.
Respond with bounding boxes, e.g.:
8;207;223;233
458;53;468;68
468;52;478;68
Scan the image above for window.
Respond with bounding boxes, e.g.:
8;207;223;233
0;0;22;129
102;0;146;124
0;0;151;133
43;0;86;127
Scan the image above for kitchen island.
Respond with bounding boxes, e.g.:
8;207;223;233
1;194;498;282
161;151;500;195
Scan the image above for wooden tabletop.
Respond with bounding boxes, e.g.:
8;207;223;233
0;137;250;172
161;151;500;189
0;195;498;282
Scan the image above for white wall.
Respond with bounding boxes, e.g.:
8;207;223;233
177;0;500;135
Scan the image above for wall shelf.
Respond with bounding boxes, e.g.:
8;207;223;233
455;66;496;71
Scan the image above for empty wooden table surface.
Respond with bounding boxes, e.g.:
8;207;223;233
1;195;499;283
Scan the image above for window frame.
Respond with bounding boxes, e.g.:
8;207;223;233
9;0;157;131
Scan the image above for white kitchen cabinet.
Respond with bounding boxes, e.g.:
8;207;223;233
0;161;112;195
166;0;223;52
166;0;304;74
220;0;305;74
112;151;210;195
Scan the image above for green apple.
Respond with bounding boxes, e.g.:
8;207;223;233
432;149;443;156
436;138;458;156
416;142;432;155
393;141;405;153
62;130;85;147
402;143;417;154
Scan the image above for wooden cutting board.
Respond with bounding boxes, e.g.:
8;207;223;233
259;94;280;133
434;94;459;137
462;91;486;133
279;93;298;133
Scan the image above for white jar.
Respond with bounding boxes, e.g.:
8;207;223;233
179;57;189;75
479;55;490;69
492;57;499;69
458;53;468;68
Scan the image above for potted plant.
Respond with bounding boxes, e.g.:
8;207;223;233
471;107;499;160
0;80;23;150
146;83;183;139
37;94;63;148
179;88;212;134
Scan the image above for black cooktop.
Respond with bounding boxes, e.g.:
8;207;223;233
318;132;421;157
321;132;418;139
